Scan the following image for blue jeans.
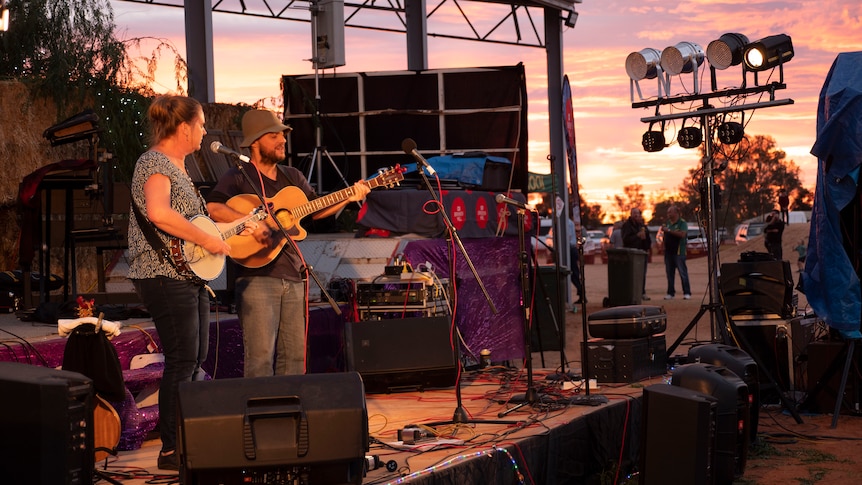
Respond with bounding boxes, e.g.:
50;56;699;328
235;276;306;377
664;252;691;296
132;277;210;453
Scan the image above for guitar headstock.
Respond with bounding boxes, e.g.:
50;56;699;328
370;164;406;189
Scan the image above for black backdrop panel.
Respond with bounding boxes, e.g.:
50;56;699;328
283;66;528;193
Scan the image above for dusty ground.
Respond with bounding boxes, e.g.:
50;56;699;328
536;222;862;484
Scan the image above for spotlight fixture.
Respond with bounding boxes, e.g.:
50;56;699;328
744;34;794;71
625;48;662;81
642;128;666;153
717;121;745;144
564;8;578;28
706;33;750;70
677;126;703;149
660;42;704;75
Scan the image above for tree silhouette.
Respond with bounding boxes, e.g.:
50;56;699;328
677;134;812;232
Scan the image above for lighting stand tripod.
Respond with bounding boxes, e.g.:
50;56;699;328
658;109;802;424
303;0;352;196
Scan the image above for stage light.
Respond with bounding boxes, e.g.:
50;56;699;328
717;122;744;144
744;34;794;71
642;129;666;152
564;9;578;28
625;48;662;81
706;33;750;70
678;126;703;149
660;42;704;75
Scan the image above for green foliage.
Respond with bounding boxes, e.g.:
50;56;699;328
0;0;189;181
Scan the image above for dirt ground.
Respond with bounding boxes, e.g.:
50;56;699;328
539;222;862;484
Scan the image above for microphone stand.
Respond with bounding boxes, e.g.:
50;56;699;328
224;154;341;315
410;156;517;427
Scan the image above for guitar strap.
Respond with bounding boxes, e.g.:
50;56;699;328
131;199;205;286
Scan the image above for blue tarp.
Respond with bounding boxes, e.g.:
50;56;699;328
804;51;862;338
400;154;511;187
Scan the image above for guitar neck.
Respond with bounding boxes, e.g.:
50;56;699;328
291;185;365;218
220;212;262;240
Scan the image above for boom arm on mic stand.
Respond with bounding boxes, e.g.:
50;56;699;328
209;141;342;315
400;138;497;315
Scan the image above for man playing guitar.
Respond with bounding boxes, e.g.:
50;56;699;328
206;109;370;378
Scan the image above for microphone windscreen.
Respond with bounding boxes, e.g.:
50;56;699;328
401;138;417;154
495;194;506;204
210;141;222;153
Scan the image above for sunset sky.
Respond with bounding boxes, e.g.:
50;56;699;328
111;0;862;218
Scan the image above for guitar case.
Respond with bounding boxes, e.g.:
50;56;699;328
587;305;667;339
62;323;125;402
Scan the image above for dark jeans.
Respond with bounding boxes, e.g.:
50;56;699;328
133;277;210;453
766;241;783;261
664;252;691;296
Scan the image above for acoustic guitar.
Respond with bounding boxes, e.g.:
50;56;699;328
93;395;121;463
169;208;267;280
226;165;405;268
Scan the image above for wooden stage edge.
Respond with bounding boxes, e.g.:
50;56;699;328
106;369;655;485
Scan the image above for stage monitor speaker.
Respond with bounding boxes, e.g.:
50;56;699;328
688;343;760;444
640;384;717;485
720;260;794;317
532;266;565;351
178;372;367;485
0;362;94;485
672;363;750;483
346;316;457;393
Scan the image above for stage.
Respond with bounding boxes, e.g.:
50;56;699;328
0;308;655;484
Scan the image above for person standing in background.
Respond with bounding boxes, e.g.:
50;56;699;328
622;207;652;301
764;209;785;260
546;217;585;305
661;205;691;300
778;189;790;224
795;238;807;272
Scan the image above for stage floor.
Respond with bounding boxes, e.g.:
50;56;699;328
99;368;655;484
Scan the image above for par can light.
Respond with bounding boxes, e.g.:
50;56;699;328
677;126;703;149
706;33;750;70
717;122;745;144
642;130;666;152
744;34;794;71
625;48;663;81
660;41;704;75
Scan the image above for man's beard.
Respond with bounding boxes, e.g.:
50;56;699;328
259;145;285;165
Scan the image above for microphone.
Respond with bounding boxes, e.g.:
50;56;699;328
495;193;533;211
401;138;436;175
210;141;250;163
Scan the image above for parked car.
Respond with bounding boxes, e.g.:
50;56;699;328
734;222;766;243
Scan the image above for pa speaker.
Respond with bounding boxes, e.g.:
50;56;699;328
719;260;794;317
688;343;760;444
313;0;345;69
640;384;717;485
0;362;94;485
672;363;750;483
178;372;367;484
346;316;457;393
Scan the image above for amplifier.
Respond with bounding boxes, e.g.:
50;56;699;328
582;335;667;383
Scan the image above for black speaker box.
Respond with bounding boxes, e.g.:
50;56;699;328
346;316;457;393
672;363;750;484
532;266;565;351
731;319;805;403
688;343;760;444
720;260;794;317
640;384;717;485
803;341;862;415
0;362;94;485
178;372;368;484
